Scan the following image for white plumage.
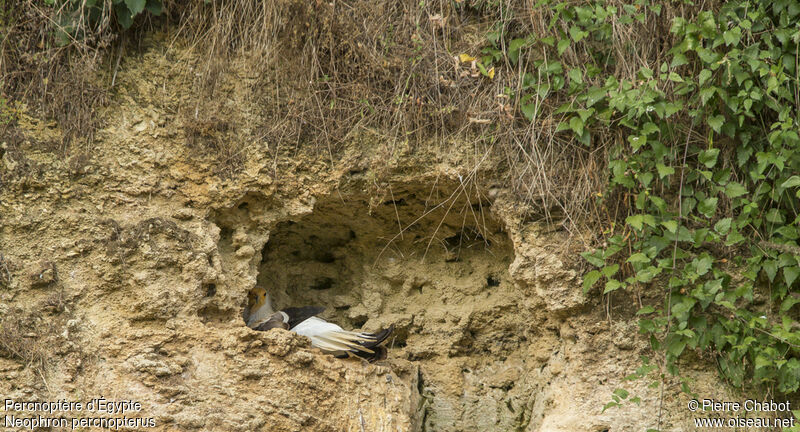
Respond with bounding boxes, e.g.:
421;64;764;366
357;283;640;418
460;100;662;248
292;317;375;353
246;286;393;360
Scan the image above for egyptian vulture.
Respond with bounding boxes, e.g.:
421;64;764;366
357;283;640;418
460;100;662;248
246;286;394;361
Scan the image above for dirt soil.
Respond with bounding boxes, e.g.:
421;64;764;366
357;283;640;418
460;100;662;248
0;32;740;432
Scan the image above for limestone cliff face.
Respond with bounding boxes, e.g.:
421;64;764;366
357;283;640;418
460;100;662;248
0;37;730;432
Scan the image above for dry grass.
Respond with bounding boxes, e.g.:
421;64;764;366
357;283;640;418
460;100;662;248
228;1;693;244
0;312;50;372
169;0;688;236
2;0;700;237
0;1;112;153
180;108;244;177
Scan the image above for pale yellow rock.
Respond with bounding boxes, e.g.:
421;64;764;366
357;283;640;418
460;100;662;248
0;27;739;432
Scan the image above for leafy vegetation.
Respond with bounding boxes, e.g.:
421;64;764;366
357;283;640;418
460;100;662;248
4;0;799;416
0;0;163;152
45;0;163;44
475;0;800;419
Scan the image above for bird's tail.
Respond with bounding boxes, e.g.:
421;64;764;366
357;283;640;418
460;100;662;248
350;325;395;362
316;325;395;362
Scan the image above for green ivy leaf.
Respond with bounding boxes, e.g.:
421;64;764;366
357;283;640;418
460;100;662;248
639;172;654;188
602;401;619;413
145;0;163;15
785;266;800;287
725;182;747;198
583;270;602;293
641;122;659;135
668;72;684;82
115;2;133;28
697;197;718;217
764;260;779;282
714;218;732;235
723;27;742;46
508;38;527;64
602;264;620;278
656;164;675;178
521;103;536;121
707;115;725;133
780;295;800;312
781;175;800;188
755;355;771;370
698;69;712;86
125;0;147;15
671;53;689;68
557;39;570;56
585;87;606;107
698;148;720;168
636;266;661;283
581;250;605;267
613;388;629;399
696;255;713;276
569;116;584;136
628;135;646;151
667;337;687;357
778;253;797;268
775;226;799;240
568;68;583;84
726;230;745;246
766;209;785;224
604;279;623;294
626;214;644;231
628;253;650;263
569;26;588;43
637;305;655;315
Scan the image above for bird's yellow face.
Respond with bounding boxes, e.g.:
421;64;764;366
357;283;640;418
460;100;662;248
248;287;268;311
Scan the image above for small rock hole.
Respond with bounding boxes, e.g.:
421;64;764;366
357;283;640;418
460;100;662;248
315;251;336;263
310;277;334;290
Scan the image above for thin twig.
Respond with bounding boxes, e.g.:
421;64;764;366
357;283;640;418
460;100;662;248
657;121;694;429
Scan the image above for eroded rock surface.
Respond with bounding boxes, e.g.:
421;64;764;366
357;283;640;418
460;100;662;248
0;34;735;432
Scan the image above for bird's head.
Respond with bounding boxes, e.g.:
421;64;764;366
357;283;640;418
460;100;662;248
248;286;269;311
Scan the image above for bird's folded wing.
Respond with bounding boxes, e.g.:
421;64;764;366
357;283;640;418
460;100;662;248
283;306;326;329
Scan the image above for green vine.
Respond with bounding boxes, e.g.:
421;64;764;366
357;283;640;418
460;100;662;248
45;0;163;45
478;0;800;421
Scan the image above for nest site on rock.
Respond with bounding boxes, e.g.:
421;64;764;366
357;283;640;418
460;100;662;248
229;181;547;430
245;181;516;351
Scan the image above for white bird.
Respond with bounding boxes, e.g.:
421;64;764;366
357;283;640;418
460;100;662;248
246;286;394;361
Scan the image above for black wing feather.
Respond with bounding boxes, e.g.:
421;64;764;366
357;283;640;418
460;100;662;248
283;306;326;329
